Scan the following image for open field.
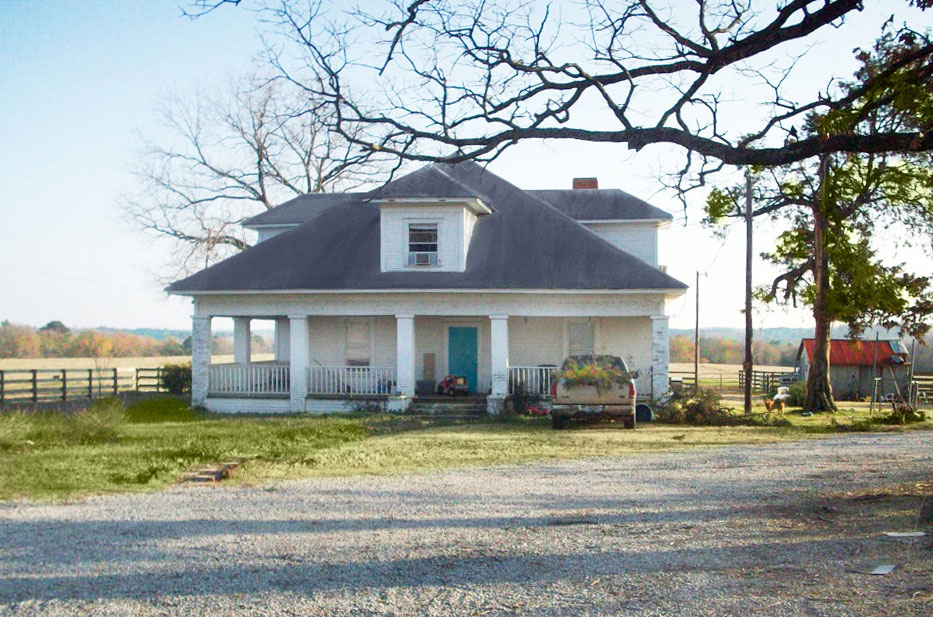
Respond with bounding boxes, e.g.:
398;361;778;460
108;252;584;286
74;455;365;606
0;354;275;370
1;395;929;501
670;362;793;374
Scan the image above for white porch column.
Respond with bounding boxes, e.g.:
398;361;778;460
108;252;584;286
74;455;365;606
191;315;211;406
233;317;251;365
488;315;509;414
289;315;309;412
274;317;290;363
650;315;670;400
395;314;415;397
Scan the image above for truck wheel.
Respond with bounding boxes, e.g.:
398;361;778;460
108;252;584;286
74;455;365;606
622;415;635;430
552;416;568;430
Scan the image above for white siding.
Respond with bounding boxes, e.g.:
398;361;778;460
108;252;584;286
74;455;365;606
582;221;659;266
413;316;492;392
507;316;653;393
380;204;468;272
508;317;563;367
197;291;668;319
256;226;296;243
597;317;653;394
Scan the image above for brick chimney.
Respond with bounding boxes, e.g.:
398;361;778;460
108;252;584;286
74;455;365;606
572;177;598;189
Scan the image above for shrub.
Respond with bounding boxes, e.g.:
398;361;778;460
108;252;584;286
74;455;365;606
656;387;791;427
161;364;192;395
0;411;33;451
785;381;807;407
71;398;126;444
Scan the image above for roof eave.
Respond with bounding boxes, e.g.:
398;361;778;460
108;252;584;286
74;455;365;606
370;196;493;215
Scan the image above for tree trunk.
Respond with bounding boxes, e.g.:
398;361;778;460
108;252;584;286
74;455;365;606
806;157;837;413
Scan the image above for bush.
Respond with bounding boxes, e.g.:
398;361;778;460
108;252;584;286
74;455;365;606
656;387;791;427
71;398;126;443
785;381;807;407
161;364;192;395
0;411;33;451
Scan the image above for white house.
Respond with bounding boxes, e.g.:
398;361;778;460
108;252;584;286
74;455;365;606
168;162;687;413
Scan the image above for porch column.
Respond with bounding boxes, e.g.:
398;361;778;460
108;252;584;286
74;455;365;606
274;317;290;363
396;314;415;397
233;317;251;365
650;315;670;400
488;315;509;414
191;315;211;406
289;315;309;412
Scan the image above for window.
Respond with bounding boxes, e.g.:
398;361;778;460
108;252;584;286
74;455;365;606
408;223;438;265
567;320;595;356
346;320;371;367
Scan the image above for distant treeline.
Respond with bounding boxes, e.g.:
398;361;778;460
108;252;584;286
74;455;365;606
0;321;272;359
670;335;798;367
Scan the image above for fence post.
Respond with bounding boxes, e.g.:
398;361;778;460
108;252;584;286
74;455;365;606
62;369;67;401
31;369;38;402
0;370;4;405
88;369;93;399
112;368;118;396
135;368;140;392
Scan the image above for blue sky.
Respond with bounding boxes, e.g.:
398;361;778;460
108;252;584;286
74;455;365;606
1;1;931;333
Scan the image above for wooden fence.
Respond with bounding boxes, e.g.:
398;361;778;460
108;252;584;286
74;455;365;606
669;369;797;393
0;367;171;405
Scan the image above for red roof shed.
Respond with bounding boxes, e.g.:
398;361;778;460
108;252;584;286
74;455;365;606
798;339;909;367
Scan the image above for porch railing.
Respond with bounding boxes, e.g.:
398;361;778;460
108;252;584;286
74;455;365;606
209;363;290;395
508;366;554;396
307;366;397;395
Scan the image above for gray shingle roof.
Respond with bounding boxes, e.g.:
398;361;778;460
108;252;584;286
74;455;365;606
168;162;686;293
528;189;672;221
242;193;365;227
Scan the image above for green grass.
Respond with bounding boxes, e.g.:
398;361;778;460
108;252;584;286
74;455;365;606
0;397;928;501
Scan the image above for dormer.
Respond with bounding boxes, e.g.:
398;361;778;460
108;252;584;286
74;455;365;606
375;197;491;272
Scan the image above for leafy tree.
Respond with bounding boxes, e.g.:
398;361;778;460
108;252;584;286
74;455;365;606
0;323;41;358
39;321;69;334
706;32;933;411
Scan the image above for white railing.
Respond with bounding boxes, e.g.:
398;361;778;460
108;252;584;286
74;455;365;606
307;366;396;395
508;366;554;396
209;364;290;395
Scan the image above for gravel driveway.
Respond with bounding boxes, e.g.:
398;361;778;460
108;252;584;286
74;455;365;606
1;430;931;616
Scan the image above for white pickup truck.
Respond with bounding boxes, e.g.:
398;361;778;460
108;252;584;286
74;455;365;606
549;355;638;429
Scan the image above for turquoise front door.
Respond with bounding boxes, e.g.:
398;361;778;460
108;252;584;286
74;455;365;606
448;326;478;393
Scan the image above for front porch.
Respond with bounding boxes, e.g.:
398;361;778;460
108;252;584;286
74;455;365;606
191;310;670;415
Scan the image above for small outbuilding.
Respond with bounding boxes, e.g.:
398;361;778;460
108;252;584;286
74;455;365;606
796;338;911;401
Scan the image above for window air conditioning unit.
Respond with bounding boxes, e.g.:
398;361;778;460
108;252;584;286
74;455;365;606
409;252;438;266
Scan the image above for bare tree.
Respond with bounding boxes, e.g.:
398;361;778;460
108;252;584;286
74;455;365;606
240;0;933;192
126;73;381;276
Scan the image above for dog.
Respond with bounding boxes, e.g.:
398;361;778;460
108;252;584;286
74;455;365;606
763;397;785;415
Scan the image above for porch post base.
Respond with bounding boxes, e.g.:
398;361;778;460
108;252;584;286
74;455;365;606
486;395;506;415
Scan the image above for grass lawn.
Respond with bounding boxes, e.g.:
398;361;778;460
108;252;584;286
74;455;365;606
0;396;928;501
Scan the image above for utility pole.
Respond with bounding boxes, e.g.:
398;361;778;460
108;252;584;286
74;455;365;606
744;168;754;415
694;271;700;394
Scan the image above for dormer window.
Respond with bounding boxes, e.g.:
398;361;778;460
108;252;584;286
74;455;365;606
408;223;439;266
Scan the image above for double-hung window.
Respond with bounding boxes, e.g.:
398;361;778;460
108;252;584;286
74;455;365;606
567;320;595;356
408;223;438;266
345;319;371;367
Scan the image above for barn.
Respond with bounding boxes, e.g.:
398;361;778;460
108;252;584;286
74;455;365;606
796;339;911;401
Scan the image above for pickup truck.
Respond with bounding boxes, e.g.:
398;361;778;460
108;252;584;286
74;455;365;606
549;354;638;429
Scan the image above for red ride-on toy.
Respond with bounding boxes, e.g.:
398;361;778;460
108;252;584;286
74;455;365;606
436;375;469;396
